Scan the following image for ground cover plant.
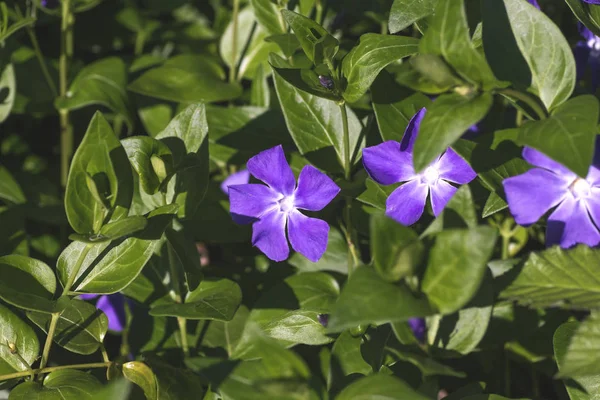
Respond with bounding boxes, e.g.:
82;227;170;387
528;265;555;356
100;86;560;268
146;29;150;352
0;0;599;398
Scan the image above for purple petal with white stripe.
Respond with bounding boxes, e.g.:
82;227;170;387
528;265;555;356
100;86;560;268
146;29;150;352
247;145;295;195
287;211;329;262
386;179;429;226
251;209;289;262
293;165;340;211
362;141;415;185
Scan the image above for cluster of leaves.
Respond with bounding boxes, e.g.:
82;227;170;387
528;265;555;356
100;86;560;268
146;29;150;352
0;0;599;399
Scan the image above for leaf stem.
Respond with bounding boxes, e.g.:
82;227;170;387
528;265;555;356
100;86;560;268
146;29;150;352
229;0;240;83
59;0;74;187
0;362;112;382
62;244;91;295
497;88;548;121
134;32;145;56
38;312;60;372
167;241;190;356
339;102;351;181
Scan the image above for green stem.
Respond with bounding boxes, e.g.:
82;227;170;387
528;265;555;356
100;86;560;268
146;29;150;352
501;234;509;260
38;312;60;372
339;102;351;181
134;32;145;56
100;344;110;363
498;88;548;121
59;0;73;187
167;242;189;356
62;244;91;295
315;0;323;25
0;362;111;382
7;346;34;381
229;0;240;83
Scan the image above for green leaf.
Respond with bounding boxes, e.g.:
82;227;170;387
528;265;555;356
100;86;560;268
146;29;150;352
0;18;35;43
341;33;419;103
28;299;108;355
370;212;423;282
0;303;39;376
122;136;174;195
65;112;133;235
419;0;497;89
331;331;372;376
202;305;250;356
9;370;102;400
282;9;339;65
554;321;600;399
99;216;148;240
122;361;158;400
165;228;203;292
273;65;364;172
422;227;497;314
55;57;135;132
372;71;432;142
336;374;429;400
555;314;600;378
265;33;300;59
0;63;15;123
251;64;270;107
150;279;242;321
328;266;434;332
500;245;600;309
389;0;437;34
516;95;599;178
289;228;349;274
0;255;56;313
565;0;600;38
128;55;242;103
500;0;575;110
413;92;493;172
251;0;286;34
0;166;26;204
91;380;131;400
386;348;467;377
357;179;397;211
157;103;210;218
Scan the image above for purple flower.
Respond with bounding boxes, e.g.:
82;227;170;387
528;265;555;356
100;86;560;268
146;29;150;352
503;147;600;248
527;0;540;8
229;145;340;262
575;23;600;91
318;75;335;90
41;0;59;8
80;293;127;332
362;108;476;226
220;169;250;194
408;317;426;343
582;0;600;4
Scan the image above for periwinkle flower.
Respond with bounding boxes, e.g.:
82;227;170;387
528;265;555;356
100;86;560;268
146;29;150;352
582;0;600;4
575;23;600;91
362;108;476;226
527;0;540;8
80;293;127;332
408;317;426;343
318;75;335;90
228;145;340;262
41;0;59;8
220;169;250;194
503;147;600;248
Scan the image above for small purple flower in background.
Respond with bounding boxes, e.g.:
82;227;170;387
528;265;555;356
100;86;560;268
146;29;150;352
582;0;600;4
229;145;340;262
80;293;127;332
575;23;600;91
362;108;476;226
503;147;600;248
318;75;335;90
40;0;59;8
220;169;250;194
318;314;329;328
527;0;540;9
408;317;426;343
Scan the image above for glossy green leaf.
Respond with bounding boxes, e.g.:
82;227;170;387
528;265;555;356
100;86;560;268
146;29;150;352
501;0;575;110
0;303;39;376
328;266;434;332
0;166;26;204
251;64;270;107
388;0;436;34
419;0;497;88
342;33;419;103
251;0;286;34
282;9;339;65
202;305;250;356
165;228;203;292
56;57;135;132
138;103;172;137
265;33;300;58
9;370;102;400
500;245;600;309
0;63;15;123
99;216;147;239
386;348;466;377
122;361;158;400
65;112;133;235
422;227;497;314
516;95;599;178
371;212;423;282
289;228;349;274
128;55;242;103
122;136;174;195
331;331;372;376
357;179;397;211
336;374;429;400
91;380;131;400
413;92;493;172
28;298;108;355
150;278;242;321
555;314;600;379
0;255;56;313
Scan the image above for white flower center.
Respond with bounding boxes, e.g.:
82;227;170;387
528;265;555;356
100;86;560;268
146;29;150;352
588;37;600;51
421;166;440;185
570;178;592;199
278;195;295;213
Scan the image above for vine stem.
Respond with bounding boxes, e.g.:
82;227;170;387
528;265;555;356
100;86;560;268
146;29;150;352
229;0;240;83
339;102;351;181
497;88;548;121
38;313;60;372
0;362;111;382
60;0;74;187
167;242;189;356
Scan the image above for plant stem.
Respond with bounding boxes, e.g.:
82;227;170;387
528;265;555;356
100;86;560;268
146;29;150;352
38;312;60;372
0;362;111;382
167;242;189;356
60;0;74;187
134;32;145;56
501;234;509;260
339;102;351;181
498;88;548;121
62;244;91;295
229;0;240;83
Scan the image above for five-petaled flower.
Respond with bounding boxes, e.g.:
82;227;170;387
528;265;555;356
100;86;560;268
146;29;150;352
220;169;250;194
362;108;476;226
228;145;340;262
80;293;127;332
408;317;427;343
503;146;600;248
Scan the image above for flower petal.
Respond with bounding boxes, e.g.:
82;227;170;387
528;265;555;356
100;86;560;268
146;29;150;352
579;22;596;42
229;184;279;224
293;165;340;211
503;169;569;226
527;0;540;9
97;295;126;332
436;148;476;185
400;108;426;152
220;169;250;194
522;147;575;178
247;145;295;195
584;187;600;229
386;179;429;226
287;210;329;262
252;210;289;262
430;180;458;217
363;141;415;185
79;294;99;300
547;196;600;248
